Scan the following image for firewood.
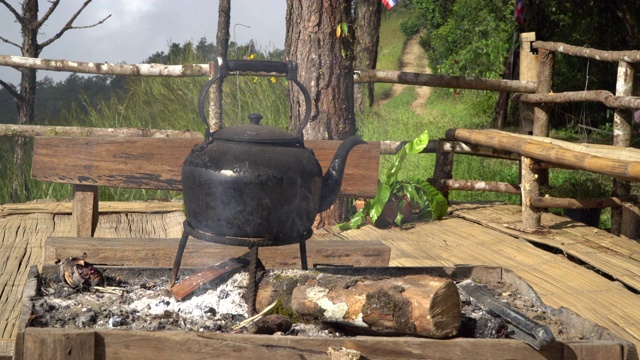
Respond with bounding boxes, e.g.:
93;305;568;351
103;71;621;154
290;274;461;338
170;254;250;301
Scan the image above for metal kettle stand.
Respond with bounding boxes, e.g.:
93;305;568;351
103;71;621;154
170;221;309;315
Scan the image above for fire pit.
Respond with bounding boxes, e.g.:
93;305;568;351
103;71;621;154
15;264;633;359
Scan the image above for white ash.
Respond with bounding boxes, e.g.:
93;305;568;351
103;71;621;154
35;271;251;331
130;272;249;318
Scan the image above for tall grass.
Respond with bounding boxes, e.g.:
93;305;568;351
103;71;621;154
0;69;290;203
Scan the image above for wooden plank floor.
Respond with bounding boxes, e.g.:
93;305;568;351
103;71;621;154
1;203;640;357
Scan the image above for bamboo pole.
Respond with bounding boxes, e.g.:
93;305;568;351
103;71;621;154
0;124;203;138
533;41;640;63
482;129;640;161
445;128;640;182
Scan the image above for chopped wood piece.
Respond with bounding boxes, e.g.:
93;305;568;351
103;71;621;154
170;254;250;300
290;275;461;338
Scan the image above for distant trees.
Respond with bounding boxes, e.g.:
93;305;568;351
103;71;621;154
0;0;109;202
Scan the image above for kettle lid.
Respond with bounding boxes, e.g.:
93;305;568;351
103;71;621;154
211;124;303;146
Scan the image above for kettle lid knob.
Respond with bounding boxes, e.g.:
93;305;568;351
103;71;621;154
248;113;263;125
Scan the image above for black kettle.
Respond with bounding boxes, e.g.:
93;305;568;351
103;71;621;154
181;59;365;246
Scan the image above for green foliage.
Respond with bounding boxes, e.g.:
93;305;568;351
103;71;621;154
422;0;512;79
337;130;448;230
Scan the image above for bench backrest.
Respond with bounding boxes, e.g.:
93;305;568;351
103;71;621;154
31;136;380;196
31;136;380;236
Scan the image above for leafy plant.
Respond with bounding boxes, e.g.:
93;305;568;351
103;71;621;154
337;130;448;230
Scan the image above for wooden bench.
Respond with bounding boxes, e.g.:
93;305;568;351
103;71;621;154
31;136;380;238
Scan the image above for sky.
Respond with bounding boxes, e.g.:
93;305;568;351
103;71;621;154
0;0;287;85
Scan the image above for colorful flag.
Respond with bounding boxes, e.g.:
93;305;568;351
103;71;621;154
382;0;398;10
515;0;525;26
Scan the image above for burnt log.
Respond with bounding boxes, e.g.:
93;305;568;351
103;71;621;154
290;275;461;338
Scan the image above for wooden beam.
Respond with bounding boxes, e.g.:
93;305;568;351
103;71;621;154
21;330;95;360
354;69;536;93
17;328;629;360
31;137;380;198
530;196;638;209
0;201;184;217
533;41;640;63
519;90;640;110
44;238;391;268
433;179;520;194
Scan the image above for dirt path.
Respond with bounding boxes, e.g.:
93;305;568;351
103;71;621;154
378;35;432;113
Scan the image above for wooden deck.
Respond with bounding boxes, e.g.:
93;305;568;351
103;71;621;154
1;202;640;357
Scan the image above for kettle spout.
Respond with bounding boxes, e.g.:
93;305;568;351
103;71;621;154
318;135;367;212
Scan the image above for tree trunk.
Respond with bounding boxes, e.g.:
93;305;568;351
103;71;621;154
354;0;381;111
285;0;356;140
11;0;40;202
286;0;357;227
209;0;231;132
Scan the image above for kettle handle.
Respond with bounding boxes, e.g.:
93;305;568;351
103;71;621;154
198;58;311;140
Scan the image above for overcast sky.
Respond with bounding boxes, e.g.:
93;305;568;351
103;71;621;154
0;0;287;85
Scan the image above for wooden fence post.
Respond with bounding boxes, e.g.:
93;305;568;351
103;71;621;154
533;48;554;137
521;156;542;230
611;61;639;239
432;140;455;200
519;32;543;230
518;32;538;135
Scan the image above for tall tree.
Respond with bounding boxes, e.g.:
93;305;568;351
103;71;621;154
0;0;109;202
286;0;356;140
354;0;382;110
285;0;357;226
